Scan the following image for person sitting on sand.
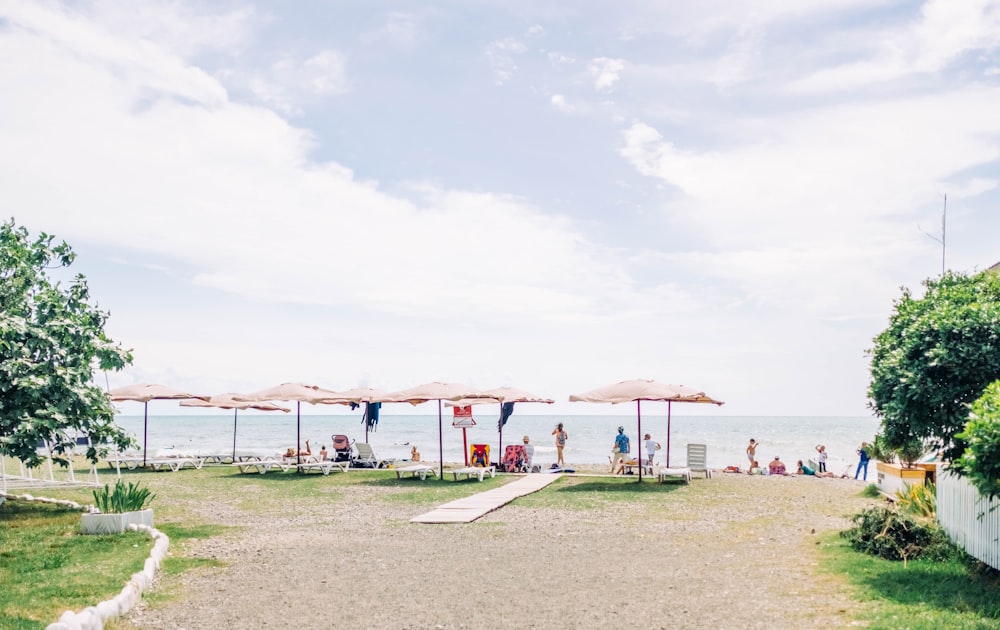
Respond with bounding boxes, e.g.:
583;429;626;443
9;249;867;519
522;435;534;472
411;445;421;462
768;455;787;475
796;460;840;478
319;444;328;461
748;459;763;475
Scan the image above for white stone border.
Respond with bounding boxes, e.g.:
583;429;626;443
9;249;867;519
0;492;170;630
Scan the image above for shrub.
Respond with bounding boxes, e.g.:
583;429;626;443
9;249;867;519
92;480;155;513
841;505;957;563
896;481;935;519
861;483;881;498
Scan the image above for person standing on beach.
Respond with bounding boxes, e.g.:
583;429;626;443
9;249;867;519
644;433;658;473
612;426;630;473
746;439;757;469
552;423;567;468
815;444;828;473
855;442;870;480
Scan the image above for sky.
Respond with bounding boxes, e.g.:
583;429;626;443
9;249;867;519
2;0;999;417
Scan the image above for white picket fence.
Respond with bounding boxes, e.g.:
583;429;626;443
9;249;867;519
936;467;1000;570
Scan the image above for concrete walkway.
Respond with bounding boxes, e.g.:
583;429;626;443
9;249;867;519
410;473;563;523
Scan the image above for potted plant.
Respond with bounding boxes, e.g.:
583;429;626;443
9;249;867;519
876;435;932;496
81;480;156;535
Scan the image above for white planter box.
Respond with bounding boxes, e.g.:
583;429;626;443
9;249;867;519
81;509;153;535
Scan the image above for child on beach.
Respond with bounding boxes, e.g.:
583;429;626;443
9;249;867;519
319;445;328;461
746;439;757;469
815;444;827;473
644;433;658;474
411;445;421;462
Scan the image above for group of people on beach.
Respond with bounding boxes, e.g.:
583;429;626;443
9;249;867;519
743;438;871;479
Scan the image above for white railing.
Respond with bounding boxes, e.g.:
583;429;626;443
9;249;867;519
936;467;1000;570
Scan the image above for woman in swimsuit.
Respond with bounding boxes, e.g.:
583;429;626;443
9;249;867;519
551;422;568;468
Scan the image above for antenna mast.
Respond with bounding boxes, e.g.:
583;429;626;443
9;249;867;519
920;194;947;275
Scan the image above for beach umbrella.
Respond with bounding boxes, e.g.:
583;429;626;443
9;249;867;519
234;383;343;466
108;384;211;466
377;382;499;479
179;393;291;461
569;379;723;479
447;387;555;467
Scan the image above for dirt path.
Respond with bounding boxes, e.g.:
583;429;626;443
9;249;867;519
127;472;876;629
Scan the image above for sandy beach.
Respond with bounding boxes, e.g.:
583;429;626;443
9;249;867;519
124;467;877;629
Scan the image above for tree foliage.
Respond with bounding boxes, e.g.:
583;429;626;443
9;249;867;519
0;219;133;466
952;381;1000;501
867;271;1000;463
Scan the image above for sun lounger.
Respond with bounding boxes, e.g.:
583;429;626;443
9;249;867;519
296;459;351;475
230;458;292;474
146;457;206;472
657;467;692;483
447;465;496;482
394;464;437;480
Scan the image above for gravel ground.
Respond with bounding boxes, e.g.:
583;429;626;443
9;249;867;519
127;468;877;630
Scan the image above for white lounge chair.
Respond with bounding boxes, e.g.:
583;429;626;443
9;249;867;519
393;464;437;480
686;443;712;478
657;466;692;483
447;465;496;482
230;458;292;474
297;459;351;475
146;457;206;472
352;443;388;469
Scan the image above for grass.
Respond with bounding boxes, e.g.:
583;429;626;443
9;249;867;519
821;532;1000;628
0;462;541;625
0;500;152;629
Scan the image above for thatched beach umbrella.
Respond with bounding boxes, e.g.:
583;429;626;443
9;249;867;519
569;379;723;479
179;393;290;461
377;382;498;479
108;384;210;466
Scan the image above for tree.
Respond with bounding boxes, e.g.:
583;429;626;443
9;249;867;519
0;219;134;466
867;271;1000;463
952;381;1000;500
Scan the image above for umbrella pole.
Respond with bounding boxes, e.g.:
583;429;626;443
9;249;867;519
437;400;444;480
232;408;238;462
142;402;149;467
498;403;503;470
637;400;643;482
296;401;302;469
463;427;469;466
666;401;673;467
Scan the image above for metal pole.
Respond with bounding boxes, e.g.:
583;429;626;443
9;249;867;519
437;400;444;479
232;408;238;462
463;427;469;466
142;402;149;466
637;400;643;482
296;401;301;469
666;401;672;467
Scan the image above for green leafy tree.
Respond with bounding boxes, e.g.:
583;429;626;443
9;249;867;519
868;271;1000;463
952;381;1000;500
1;219;133;466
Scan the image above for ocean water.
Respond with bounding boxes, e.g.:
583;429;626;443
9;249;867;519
114;413;880;472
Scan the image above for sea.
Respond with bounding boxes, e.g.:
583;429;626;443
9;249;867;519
114;412;880;473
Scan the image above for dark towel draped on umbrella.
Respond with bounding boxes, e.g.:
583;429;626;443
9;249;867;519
497;402;515;431
362;402;381;432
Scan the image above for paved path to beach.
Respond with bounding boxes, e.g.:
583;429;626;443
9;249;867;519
128;472;876;629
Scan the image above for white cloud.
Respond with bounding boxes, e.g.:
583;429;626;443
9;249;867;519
486;37;528;84
550;94;572;112
588;57;625;92
793;0;1000;92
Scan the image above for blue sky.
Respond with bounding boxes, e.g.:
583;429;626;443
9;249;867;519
3;0;999;416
